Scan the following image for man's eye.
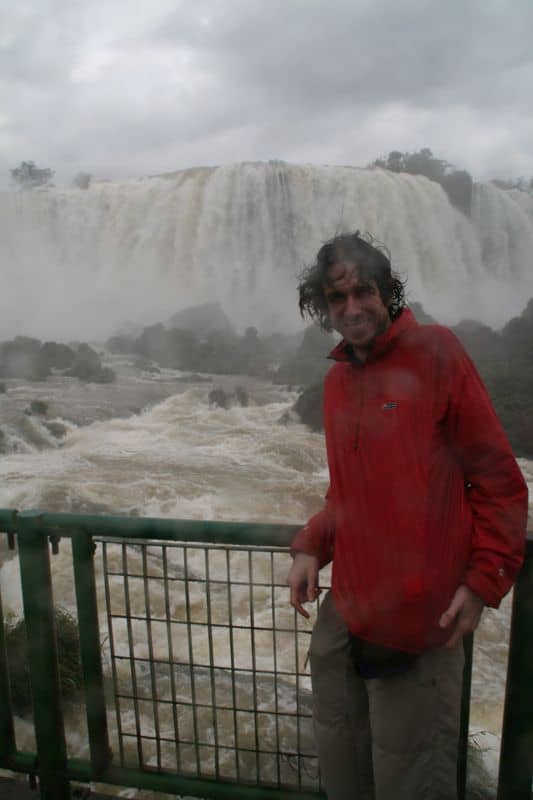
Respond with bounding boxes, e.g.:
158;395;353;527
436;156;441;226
327;293;344;303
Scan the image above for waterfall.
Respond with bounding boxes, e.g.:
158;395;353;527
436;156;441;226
1;162;532;339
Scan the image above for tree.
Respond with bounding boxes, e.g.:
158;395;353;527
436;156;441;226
369;149;473;215
370;148;450;182
10;161;55;190
490;176;533;194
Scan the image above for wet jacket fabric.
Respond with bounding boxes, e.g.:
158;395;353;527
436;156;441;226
291;308;528;654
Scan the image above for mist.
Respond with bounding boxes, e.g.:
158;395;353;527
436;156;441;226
2;162;532;343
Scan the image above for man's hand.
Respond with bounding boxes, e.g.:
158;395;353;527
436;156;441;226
439;584;484;648
287;552;320;618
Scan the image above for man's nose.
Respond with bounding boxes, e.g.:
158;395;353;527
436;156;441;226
345;294;362;316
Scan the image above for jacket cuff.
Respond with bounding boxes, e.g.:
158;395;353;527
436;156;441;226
463;564;515;609
290;515;333;569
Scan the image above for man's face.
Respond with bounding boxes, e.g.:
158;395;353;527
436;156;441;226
323;262;391;358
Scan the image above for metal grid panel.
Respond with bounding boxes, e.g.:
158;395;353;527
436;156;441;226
100;538;323;793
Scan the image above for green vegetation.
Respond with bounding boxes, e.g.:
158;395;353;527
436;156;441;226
107;305;304;380
29;399;48;416
0;337;114;383
10;160;55;191
4;607;82;715
370;148;473;215
467;300;533;458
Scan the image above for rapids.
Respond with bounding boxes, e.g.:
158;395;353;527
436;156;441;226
0;366;532;798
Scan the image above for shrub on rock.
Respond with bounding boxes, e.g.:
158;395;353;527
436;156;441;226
40;341;75;370
0;337;50;381
65;344;116;383
29;399;48;415
4;608;82;715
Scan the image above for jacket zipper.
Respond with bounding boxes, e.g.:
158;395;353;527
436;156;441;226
353;364;365;450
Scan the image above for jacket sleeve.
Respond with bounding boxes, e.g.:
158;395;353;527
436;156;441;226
443;332;528;607
290;490;335;568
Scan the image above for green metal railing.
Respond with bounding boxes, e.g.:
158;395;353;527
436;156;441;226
0;508;531;800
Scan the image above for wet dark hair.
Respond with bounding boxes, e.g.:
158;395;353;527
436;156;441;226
298;231;406;330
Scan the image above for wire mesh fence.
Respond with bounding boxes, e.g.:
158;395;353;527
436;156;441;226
99;538;324;793
1;511;531;800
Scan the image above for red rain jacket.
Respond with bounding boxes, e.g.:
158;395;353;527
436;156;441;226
291;308;528;653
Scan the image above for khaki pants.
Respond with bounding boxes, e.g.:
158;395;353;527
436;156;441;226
309;592;464;800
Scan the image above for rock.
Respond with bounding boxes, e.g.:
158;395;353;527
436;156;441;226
29;399;48;416
136;324;179;366
274;325;332;386
293;382;324;431
0;383;6;393
209;388;230;409
65;344;116;383
234;386;249;407
40;341;75;370
440;170;473;216
44;421;68;438
410;302;437;325
180;373;212;383
168;301;234;338
278;409;300;426
76;343;101;366
65;360;116;383
0;337;50;381
133;356;160;373
0;428;6;453
106;334;137;354
19;416;51;448
98;366;116;383
452;319;505;366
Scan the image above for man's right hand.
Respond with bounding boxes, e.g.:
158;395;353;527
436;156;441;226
287;552;320;618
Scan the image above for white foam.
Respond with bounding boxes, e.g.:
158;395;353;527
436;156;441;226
1;165;532;339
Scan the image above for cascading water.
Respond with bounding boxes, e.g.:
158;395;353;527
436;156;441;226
1;162;532;340
471;182;533;277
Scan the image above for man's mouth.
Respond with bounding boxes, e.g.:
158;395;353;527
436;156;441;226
344;317;369;328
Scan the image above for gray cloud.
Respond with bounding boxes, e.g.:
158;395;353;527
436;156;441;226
1;0;532;184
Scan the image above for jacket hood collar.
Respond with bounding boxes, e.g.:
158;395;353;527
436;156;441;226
329;307;418;363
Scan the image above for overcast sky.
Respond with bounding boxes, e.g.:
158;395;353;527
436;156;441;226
1;0;532;187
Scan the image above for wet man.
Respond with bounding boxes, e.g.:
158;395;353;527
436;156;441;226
287;232;528;800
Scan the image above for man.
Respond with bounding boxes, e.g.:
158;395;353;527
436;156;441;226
287;231;528;800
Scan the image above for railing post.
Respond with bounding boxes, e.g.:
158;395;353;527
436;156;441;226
17;512;70;800
497;541;533;800
457;633;473;800
0;589;16;765
71;530;112;777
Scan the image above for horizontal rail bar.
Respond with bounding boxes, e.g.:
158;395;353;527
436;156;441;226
0;509;300;547
2;508;531;550
3;751;325;800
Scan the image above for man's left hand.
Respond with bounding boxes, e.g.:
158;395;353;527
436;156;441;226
439;585;484;648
